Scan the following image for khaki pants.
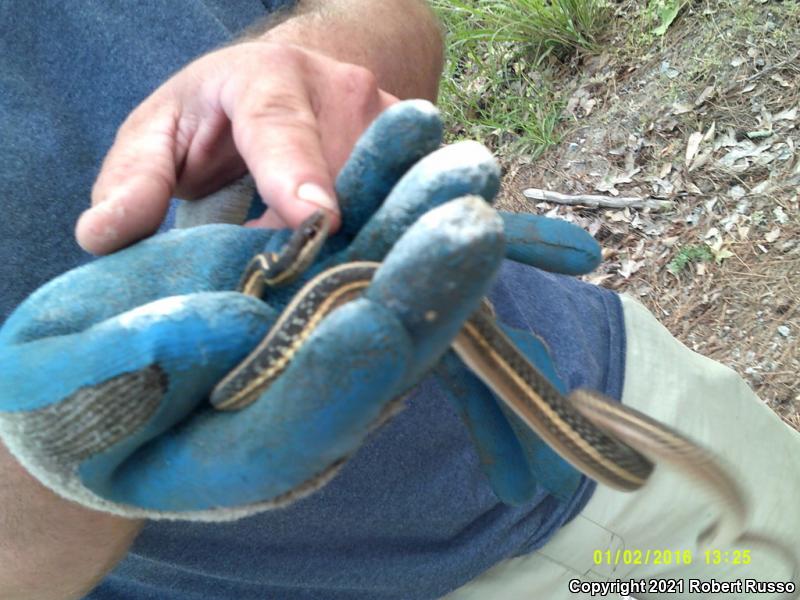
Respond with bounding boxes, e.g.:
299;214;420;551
448;295;800;599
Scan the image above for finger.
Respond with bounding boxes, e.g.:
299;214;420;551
344;142;501;263
0;292;275;413
435;322;585;505
365;195;505;378
222;47;389;233
222;57;337;229
77;101;181;255
501;212;602;275
335;99;443;236
434;350;540;504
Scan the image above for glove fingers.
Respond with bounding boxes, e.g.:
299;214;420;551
365;196;505;379
0;292;277;514
496;324;585;499
0;225;274;344
343;142;501;263
500;212;601;275
436;318;584;504
335;100;443;236
435;351;540;504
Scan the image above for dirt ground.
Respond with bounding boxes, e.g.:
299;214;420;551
493;1;799;428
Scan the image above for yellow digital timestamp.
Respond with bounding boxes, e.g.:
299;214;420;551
593;549;694;566
592;549;754;566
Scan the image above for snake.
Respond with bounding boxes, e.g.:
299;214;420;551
209;210;799;587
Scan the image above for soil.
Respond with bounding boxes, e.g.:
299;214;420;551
492;1;799;428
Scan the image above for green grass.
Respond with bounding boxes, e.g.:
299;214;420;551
667;245;714;275
433;0;612;56
432;0;612;158
436;45;564;158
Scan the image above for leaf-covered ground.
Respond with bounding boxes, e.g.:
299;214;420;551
488;1;799;426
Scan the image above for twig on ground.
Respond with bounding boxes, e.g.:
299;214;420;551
522;187;673;210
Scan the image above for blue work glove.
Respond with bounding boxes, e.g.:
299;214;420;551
0;196;503;520
0;100;600;520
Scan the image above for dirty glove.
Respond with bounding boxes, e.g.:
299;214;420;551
0;196;503;520
0;101;599;520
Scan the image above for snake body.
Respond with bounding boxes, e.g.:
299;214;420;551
209;211;799;590
211;262;373;410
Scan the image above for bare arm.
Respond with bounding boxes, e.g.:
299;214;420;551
5;2;443;598
0;443;142;600
258;0;443;101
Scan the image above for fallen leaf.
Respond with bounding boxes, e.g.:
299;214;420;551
618;259;643;279
694;85;716;107
653;1;684;36
702;122;716;143
707;237;734;263
714;248;735;262
765;228;781;243
774;207;789;224
660;61;680;78
672;102;693;115
729;185;747;200
714;128;738;150
688;147;713;172
718;140;774;169
751;180;772;195
685;131;704;166
746;129;773;140
774;107;797;121
585;273;614;286
683;181;701;195
770;73;792;88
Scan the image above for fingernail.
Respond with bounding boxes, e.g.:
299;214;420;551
296;182;337;212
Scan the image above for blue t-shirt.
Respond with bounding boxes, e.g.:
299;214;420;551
0;2;624;598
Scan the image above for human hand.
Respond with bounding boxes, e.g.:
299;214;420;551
76;40;399;255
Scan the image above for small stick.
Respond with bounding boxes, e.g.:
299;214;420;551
522;188;673;211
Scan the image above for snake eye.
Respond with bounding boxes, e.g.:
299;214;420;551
304;211;329;239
